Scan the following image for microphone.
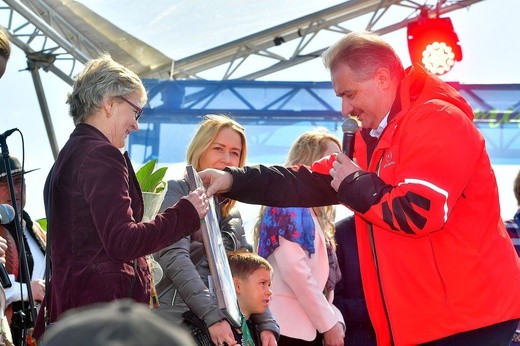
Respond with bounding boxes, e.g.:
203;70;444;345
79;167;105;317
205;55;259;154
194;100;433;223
0;204;14;225
0;128;16;140
341;118;359;159
0;204;13;288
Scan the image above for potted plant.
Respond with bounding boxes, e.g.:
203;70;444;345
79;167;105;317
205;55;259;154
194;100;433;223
135;159;168;222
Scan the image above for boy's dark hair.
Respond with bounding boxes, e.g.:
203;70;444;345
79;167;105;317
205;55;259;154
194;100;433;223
227;251;272;280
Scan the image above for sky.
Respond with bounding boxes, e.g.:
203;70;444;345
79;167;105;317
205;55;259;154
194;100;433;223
0;0;518;224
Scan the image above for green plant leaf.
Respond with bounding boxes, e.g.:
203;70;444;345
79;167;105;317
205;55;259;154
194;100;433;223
155;180;167;193
135;160;168;193
136;159;157;187
36;218;47;231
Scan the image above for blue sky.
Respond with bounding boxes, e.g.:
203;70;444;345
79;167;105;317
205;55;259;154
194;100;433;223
0;0;518;221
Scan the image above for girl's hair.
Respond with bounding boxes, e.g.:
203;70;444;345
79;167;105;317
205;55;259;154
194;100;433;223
67;53;146;125
186;114;247;216
253;128;340;250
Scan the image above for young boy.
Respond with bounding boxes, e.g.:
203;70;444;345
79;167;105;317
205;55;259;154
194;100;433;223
180;251;273;346
227;251;273;346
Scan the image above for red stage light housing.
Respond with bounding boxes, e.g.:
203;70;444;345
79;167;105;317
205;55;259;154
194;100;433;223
407;16;462;75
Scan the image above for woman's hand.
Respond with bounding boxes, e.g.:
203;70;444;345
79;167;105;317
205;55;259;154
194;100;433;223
208;319;238;346
182;188;209;219
323;322;345;346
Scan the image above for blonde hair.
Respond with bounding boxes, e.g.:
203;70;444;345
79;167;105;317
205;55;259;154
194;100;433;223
0;26;10;61
186;114;247;216
253;128;340;250
67;53;146;125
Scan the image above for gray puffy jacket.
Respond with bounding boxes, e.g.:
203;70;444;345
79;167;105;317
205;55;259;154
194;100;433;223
154;179;279;336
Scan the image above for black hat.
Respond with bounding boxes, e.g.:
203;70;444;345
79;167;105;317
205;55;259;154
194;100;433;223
42;300;195;346
0;156;39;180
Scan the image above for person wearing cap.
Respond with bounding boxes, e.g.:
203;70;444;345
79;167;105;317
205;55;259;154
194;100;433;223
32;54;209;341
42;299;195;346
0;156;45;345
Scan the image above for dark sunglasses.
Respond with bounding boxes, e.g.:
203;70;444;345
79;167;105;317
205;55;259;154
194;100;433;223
119;95;143;121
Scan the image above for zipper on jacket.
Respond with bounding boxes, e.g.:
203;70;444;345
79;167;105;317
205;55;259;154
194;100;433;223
368;223;395;346
370;152;395;345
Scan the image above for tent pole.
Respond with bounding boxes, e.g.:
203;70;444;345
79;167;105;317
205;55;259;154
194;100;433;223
28;55;59;160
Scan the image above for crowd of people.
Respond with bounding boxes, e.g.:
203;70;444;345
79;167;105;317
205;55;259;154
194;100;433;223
0;23;519;346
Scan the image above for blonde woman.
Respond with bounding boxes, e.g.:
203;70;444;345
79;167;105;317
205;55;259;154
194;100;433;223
253;129;345;346
154;114;279;346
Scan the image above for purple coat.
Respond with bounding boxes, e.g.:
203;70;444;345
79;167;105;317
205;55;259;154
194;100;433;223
35;124;200;335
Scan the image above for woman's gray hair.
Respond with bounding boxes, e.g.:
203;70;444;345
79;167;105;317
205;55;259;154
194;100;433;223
322;31;405;81
67;53;146;125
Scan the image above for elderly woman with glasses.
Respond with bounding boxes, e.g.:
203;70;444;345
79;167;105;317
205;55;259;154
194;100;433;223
33;54;209;340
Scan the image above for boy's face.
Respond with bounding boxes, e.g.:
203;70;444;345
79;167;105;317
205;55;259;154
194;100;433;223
234;268;272;319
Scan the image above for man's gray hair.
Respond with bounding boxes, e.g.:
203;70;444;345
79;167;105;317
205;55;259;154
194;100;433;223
322;31;404;81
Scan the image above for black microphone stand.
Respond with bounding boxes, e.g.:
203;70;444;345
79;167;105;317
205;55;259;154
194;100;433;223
0;135;37;346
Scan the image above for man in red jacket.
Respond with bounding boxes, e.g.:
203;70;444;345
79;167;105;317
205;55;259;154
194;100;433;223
201;31;520;345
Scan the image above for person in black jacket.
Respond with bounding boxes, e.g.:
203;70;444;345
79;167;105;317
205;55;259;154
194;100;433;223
333;216;376;346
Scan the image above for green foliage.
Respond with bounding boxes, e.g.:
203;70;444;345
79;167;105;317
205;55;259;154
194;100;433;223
135;159;168;193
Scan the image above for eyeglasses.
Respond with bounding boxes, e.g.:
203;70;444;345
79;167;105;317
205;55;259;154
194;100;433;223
119;95;143;121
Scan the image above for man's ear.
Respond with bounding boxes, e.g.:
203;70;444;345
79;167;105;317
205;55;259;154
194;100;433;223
375;67;392;90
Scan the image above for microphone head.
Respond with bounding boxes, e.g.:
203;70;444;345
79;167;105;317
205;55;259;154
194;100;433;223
342;118;359;135
0;204;14;225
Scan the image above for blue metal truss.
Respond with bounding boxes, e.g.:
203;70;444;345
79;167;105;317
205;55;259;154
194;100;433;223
129;80;520;165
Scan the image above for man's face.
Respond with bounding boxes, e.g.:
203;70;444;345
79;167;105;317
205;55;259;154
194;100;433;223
331;63;390;130
0;175;25;209
234;268;272;318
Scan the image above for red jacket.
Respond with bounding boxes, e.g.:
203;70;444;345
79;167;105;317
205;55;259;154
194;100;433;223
312;66;520;345
225;66;520;345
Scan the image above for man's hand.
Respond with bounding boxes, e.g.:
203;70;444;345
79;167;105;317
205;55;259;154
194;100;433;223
31;279;46;302
330;152;362;191
182;188;209;219
259;329;277;346
208;319;238;346
198;169;233;197
323;322;345;346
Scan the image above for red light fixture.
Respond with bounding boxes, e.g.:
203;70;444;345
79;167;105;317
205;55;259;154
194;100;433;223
407;15;462;75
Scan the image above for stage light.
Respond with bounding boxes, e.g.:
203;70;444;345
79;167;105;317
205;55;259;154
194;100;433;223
407;16;462;75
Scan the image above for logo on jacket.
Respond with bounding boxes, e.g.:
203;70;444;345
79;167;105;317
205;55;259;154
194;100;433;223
383;150;395;168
